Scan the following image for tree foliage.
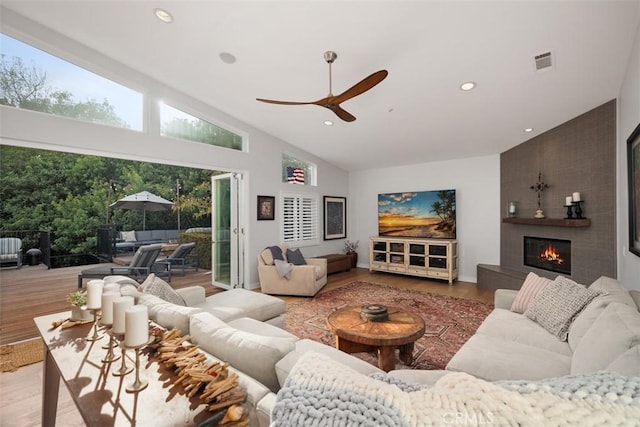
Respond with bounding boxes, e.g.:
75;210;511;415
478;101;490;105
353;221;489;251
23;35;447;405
0;54;214;256
0;55;129;128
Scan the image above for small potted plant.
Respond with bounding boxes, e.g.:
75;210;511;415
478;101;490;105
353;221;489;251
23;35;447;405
344;240;359;268
67;290;92;321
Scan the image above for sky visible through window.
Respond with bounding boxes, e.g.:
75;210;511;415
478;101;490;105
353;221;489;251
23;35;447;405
0;33;143;130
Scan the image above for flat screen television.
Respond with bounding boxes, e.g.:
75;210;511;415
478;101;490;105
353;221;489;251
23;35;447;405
378;189;456;239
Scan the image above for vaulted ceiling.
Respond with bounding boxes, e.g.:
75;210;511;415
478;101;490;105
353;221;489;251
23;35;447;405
2;1;639;171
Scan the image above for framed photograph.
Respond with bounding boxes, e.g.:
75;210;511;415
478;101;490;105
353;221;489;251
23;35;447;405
628;123;640;257
324;196;346;240
257;196;275;221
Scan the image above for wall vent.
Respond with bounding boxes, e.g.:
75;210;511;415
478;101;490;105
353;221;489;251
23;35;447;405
535;51;552;71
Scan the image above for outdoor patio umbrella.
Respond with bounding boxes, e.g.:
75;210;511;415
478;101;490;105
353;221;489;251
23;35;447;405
110;190;173;230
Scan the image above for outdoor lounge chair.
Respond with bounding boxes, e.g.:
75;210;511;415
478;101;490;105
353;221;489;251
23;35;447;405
77;243;163;288
154;242;198;276
0;237;23;268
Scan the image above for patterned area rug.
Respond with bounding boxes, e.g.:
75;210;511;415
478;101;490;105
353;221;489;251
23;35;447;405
284;281;493;370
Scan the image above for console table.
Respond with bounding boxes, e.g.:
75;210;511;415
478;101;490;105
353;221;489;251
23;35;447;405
34;312;213;426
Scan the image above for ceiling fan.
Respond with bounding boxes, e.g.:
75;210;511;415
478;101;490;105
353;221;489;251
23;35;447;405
256;51;388;122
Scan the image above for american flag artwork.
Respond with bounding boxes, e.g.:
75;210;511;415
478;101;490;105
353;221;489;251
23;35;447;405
286;167;305;184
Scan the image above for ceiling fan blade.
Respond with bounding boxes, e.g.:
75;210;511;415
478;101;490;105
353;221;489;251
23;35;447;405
256;98;317;105
326;105;356;122
332;70;388;104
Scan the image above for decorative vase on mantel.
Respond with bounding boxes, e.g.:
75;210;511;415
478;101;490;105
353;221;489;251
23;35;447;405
346;251;358;269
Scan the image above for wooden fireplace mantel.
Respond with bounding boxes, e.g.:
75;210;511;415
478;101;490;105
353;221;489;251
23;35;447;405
502;217;590;227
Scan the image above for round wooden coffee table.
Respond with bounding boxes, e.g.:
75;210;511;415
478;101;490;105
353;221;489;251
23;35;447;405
327;305;425;372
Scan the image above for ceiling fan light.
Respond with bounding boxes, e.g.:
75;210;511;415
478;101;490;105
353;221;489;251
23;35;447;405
460;81;476;91
154;8;173;23
324;120;334;126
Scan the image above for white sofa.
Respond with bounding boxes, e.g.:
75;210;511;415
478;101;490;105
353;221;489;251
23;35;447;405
115;274;640;426
444;275;640;381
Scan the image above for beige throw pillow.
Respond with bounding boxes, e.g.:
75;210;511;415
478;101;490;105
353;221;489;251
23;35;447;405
140;274;185;306
121;230;136;242
511;272;552;314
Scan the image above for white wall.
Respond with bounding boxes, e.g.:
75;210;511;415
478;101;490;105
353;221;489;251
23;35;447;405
349;155;500;283
0;13;349;290
617;21;640;290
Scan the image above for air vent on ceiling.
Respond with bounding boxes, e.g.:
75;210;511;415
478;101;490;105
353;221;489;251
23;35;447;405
535;51;552;71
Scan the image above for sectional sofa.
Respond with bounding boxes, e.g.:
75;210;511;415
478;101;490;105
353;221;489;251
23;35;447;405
115;229;179;254
115;274;639;426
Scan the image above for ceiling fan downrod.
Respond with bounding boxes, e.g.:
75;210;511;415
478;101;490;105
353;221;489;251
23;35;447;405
324;51;337;97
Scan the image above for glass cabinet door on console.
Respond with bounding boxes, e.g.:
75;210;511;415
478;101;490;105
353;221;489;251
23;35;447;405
370;239;389;270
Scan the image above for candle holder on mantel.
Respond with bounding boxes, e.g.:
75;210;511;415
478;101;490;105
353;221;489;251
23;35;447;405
565;203;574;219
573;200;584;219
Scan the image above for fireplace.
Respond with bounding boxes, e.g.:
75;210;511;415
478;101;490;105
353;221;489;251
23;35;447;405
523;236;571;275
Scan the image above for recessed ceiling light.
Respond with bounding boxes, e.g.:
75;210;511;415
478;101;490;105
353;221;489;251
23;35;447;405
154;8;173;23
324;120;334;126
219;52;237;64
460;81;476;91
524;128;534;133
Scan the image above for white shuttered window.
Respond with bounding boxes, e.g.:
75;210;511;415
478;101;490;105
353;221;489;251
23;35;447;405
281;192;319;246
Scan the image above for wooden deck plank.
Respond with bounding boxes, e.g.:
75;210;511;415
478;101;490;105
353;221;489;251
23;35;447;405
0;263;218;346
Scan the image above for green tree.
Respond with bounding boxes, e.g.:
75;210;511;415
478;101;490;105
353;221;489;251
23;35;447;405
0;55;214;258
0;55;129;128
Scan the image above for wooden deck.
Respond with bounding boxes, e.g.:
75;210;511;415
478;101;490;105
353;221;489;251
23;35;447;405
0;263;218;346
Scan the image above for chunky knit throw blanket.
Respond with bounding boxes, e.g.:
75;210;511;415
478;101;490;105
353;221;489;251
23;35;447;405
271;352;640;426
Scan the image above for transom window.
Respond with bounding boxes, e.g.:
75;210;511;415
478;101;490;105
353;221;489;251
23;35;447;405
160;103;243;151
281;192;319;246
0;33;143;130
282;153;316;186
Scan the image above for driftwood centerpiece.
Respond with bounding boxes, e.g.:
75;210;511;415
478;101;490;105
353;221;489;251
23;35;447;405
149;327;249;426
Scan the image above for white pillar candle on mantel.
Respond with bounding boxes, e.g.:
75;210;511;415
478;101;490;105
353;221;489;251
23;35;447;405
111;296;134;335
86;280;104;309
103;283;121;294
124;305;149;347
572;192;581;202
565;196;573;205
100;291;120;326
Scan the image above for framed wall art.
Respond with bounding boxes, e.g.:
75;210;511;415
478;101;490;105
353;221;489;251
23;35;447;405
257;195;275;221
628;123;640;257
323;196;346;240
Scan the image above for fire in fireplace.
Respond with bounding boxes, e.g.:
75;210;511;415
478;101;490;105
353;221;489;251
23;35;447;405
523;236;571;275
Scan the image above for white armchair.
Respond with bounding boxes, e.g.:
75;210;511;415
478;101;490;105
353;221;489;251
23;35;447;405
257;245;327;297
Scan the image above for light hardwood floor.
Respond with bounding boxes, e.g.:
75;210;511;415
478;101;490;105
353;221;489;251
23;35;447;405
0;267;493;426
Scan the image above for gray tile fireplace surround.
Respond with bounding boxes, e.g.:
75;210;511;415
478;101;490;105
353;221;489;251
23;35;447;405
481;100;616;290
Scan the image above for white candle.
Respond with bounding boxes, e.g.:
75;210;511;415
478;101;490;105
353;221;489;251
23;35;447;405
565;196;573;205
100;291;120;326
572;192;581;202
125;305;149;347
508;202;516;213
111;296;134;335
86;280;104;309
103;283;120;294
